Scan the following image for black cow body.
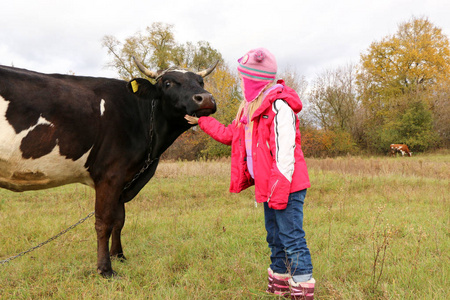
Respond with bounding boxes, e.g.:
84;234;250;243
0;63;216;276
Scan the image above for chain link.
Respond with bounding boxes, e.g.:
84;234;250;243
1;99;158;265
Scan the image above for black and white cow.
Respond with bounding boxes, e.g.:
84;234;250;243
0;58;217;276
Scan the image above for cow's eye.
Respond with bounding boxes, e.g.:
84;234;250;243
164;80;171;88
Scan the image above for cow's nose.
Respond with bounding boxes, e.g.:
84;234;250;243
193;93;212;104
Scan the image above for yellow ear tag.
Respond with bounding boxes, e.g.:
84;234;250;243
131;80;139;93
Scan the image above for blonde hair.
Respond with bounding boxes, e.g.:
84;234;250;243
235;82;274;127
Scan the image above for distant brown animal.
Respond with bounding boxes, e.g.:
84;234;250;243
390;144;412;157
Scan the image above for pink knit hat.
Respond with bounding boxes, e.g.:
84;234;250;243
237;47;277;103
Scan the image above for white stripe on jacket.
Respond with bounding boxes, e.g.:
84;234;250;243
272;99;296;183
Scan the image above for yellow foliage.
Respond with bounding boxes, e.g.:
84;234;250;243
358;17;450;109
205;64;241;125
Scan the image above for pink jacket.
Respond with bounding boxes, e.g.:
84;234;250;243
198;80;310;210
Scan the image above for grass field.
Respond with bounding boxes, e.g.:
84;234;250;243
0;153;448;299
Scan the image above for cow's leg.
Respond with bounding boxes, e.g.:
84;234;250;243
110;201;126;261
94;182;123;277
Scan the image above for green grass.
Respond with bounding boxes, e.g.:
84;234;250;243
0;157;448;299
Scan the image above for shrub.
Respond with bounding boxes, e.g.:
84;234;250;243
302;128;357;157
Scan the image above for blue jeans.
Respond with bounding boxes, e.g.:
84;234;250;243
264;189;313;277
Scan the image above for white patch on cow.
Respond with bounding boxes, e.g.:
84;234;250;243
0;95;94;191
37;116;52;126
100;99;105;116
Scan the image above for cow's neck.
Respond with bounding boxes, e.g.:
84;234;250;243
121;99;187;190
147;99;190;159
120;98;191;202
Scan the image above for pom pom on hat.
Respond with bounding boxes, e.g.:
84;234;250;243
238;47;277;102
254;50;265;62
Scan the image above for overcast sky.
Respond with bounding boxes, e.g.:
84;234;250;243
1;0;450;83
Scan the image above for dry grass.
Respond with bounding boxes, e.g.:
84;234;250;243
155;158;231;179
306;154;449;179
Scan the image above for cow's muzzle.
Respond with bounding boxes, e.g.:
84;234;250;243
191;93;216;117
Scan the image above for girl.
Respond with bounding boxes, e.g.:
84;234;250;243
185;48;314;299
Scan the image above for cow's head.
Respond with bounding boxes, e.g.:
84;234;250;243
128;57;217;123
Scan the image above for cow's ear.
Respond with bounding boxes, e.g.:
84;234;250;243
127;78;154;97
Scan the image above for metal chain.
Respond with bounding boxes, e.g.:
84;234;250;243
123;99;158;191
1;99;159;265
0;211;95;265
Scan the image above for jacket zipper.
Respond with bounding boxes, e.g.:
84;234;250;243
267;180;279;203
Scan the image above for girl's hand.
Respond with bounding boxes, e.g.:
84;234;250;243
184;115;199;125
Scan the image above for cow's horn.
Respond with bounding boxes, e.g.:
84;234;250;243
132;56;158;79
196;60;219;78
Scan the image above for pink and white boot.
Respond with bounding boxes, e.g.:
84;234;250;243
266;268;291;296
288;277;315;300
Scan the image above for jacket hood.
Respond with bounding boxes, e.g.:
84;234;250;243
252;80;302;121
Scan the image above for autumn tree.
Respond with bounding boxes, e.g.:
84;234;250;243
358;17;450;103
308;64;358;132
357;17;450;152
102;23;177;79
302;64;358;156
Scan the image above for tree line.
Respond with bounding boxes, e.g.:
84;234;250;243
103;18;450;159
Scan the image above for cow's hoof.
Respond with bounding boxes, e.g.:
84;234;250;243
112;253;127;262
97;268;117;278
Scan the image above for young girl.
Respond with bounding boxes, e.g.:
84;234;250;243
185;48;314;299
